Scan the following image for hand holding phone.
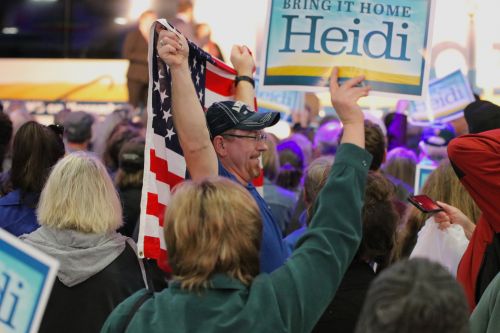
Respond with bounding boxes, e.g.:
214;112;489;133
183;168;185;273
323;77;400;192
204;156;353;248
407;194;444;213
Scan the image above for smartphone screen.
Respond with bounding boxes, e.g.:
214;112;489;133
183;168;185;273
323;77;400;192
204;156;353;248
408;195;443;213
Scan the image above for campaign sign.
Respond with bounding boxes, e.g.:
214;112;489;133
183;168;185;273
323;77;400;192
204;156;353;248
408;69;475;125
255;68;305;116
260;0;435;99
0;228;59;333
414;163;436;194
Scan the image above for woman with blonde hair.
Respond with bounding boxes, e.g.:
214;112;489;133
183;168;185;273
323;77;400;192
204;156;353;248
382;147;417;189
381;147;418;201
397;159;481;258
22;152;149;333
102;67;373;332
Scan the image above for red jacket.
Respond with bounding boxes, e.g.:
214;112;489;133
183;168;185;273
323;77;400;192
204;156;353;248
448;129;500;310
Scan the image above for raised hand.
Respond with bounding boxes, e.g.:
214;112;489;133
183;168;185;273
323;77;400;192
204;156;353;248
230;45;254;76
329;67;371;147
329;67;370;126
157;30;189;69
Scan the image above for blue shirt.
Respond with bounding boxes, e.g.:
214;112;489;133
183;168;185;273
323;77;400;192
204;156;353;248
284;226;307;254
263;177;298;235
219;163;290;273
0;189;40;236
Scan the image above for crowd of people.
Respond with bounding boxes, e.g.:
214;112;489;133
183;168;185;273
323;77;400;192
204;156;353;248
2;1;500;333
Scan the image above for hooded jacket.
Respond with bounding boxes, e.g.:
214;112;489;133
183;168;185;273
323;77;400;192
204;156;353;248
22;227;147;333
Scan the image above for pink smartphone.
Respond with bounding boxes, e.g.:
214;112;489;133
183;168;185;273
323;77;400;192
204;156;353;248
407;195;443;213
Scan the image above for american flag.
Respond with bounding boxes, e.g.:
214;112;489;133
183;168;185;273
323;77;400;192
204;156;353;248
137;20;262;272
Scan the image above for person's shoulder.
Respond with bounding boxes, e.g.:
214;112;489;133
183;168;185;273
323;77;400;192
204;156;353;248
0;189;22;205
264;183;297;203
101;288;151;333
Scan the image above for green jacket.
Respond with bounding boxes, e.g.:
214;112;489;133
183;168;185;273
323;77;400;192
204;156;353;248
101;143;372;333
470;273;500;333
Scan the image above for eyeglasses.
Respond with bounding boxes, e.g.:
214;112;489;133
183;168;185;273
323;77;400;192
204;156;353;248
221;133;268;142
47;124;64;137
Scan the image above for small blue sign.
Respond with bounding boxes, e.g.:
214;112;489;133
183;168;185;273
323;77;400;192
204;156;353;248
408;69;475;125
0;229;59;333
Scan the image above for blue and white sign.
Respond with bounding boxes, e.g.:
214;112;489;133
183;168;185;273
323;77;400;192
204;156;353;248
260;0;435;99
0;228;59;333
414;163;436;194
255;68;305;117
408;69;475;125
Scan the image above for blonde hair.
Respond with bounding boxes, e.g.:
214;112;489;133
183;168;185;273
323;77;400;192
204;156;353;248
37;152;123;233
262;137;279;182
164;177;262;291
382;147;418;188
304;156;334;225
397;160;481;258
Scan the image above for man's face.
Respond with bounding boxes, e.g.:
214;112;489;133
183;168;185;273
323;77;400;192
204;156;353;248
220;129;268;184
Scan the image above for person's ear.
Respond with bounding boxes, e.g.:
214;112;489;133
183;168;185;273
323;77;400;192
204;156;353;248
213;136;227;157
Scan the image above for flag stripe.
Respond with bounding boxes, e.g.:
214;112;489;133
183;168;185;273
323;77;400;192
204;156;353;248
143;236;161;257
208;58;237;77
143;236;171;273
151;133;186;176
150;149;185;187
205;66;235;98
205;90;234;109
142;214;166;248
145;192;166;227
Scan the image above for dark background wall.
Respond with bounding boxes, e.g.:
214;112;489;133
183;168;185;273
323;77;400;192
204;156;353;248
0;0;178;58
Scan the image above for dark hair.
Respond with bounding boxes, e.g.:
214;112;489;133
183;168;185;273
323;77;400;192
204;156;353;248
115;137;145;189
338;120;386;171
464;99;500;134
276;140;304;191
364;120;386;171
355;258;469;333
9;121;65;201
0;112;13;172
358;172;399;269
103;124;140;173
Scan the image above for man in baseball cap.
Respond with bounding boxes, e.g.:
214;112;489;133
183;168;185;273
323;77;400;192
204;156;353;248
63;111;95;152
157;29;287;273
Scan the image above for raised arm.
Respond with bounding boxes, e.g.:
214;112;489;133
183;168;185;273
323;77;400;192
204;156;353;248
230;45;255;108
157;30;218;180
269;68;372;333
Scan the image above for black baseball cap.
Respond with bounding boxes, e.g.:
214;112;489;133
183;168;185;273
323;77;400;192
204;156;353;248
119;137;145;173
205;101;280;138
